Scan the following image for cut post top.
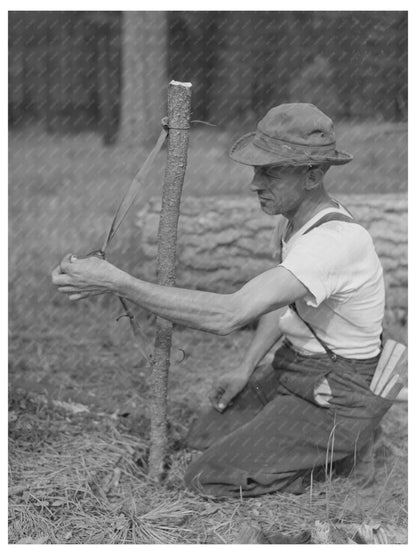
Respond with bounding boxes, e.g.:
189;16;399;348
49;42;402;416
169;80;192;88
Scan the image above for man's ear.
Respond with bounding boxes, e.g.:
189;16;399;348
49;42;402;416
304;167;323;190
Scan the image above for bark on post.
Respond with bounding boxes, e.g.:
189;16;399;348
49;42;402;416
148;81;192;480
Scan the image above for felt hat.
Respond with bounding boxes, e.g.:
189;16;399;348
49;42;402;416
229;103;353;167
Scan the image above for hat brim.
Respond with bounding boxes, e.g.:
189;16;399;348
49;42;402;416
229;132;353;166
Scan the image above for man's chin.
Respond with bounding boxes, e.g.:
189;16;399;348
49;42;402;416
259;202;277;215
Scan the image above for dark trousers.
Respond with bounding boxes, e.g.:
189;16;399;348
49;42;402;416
185;343;392;498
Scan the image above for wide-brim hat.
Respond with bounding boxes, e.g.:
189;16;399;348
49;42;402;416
229;103;353;167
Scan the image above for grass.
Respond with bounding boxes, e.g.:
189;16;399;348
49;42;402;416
8;120;407;544
7;377;408;544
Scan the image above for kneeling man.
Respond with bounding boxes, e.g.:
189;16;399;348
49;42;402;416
52;103;391;498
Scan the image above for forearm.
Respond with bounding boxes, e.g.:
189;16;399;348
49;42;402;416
54;255;306;335
239;307;287;377
115;270;241;335
113;263;305;336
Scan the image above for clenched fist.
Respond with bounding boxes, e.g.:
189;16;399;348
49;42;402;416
209;368;251;412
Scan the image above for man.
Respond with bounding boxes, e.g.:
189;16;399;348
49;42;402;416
52;103;392;498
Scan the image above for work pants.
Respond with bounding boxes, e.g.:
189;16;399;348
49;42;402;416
185;343;392;498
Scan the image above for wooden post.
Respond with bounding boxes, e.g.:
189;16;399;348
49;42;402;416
148;81;192;480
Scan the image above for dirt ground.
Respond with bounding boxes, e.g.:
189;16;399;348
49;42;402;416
8;122;408;544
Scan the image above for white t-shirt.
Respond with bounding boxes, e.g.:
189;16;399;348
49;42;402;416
272;204;385;359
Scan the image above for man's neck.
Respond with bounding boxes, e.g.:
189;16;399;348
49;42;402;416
284;191;338;239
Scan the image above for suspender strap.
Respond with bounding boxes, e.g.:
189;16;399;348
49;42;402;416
289;302;338;361
302;212;355;234
288;210;356;362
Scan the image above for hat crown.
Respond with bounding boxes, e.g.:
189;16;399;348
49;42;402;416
228;102;352;167
258;103;336;147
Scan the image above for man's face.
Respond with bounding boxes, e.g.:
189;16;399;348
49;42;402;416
250;165;308;216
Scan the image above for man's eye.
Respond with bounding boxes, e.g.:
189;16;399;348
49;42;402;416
266;170;280;178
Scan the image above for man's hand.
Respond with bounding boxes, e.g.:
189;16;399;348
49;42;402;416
51;253;123;301
210;369;251;412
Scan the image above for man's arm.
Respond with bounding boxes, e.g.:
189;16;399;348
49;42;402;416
211;307;286;410
238;307;286;374
52;254;307;335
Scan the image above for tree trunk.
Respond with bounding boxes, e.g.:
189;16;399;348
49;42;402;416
120;12;167;144
96;16;121;145
148;81;192;480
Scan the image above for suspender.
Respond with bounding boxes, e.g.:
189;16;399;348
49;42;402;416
289;302;338;361
300;211;355;234
285;211;356;362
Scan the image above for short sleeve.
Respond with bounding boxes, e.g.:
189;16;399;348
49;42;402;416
280;224;360;307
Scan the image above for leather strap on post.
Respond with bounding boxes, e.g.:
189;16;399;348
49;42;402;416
86;117;216;365
100;117;216;254
101;120;169;254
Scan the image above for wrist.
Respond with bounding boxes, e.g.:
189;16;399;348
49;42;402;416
110;267;132;296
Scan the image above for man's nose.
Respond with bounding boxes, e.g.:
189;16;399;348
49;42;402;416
250;171;265;192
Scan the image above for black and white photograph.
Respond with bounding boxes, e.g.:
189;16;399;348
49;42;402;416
8;7;408;545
